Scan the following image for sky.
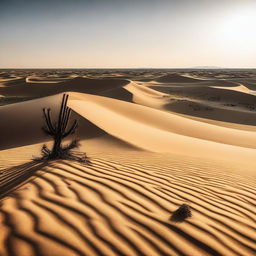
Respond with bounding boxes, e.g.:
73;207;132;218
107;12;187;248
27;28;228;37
0;0;256;68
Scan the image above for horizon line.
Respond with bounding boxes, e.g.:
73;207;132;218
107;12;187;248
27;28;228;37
1;67;256;70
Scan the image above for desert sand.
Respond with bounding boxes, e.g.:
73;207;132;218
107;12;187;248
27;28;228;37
0;69;255;256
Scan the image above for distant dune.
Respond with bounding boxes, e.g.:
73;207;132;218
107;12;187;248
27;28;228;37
154;73;201;83
0;77;129;97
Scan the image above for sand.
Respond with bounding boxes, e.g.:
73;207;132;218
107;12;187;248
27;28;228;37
0;70;256;256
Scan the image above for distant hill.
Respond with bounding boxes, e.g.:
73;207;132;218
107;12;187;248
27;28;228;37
192;66;223;69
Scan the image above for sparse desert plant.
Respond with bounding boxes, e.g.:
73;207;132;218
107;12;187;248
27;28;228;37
34;94;89;163
170;204;192;222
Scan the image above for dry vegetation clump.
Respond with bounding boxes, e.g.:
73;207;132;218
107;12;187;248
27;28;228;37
34;94;89;163
170;204;192;222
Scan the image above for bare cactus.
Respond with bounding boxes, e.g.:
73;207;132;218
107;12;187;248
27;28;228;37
35;94;89;163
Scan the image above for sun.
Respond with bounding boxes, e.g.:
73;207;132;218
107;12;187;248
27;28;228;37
219;4;256;48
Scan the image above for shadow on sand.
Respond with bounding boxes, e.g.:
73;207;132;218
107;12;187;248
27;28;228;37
0;161;48;199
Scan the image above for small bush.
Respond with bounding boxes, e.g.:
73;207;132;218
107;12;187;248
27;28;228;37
170;204;192;222
34;94;89;163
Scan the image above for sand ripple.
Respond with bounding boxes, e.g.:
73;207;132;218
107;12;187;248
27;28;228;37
0;156;255;256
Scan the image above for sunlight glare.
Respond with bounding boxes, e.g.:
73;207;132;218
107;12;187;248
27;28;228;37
220;4;256;48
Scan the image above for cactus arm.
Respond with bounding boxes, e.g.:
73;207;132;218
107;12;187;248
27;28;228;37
46;109;56;133
57;94;66;132
63;120;78;138
61;107;71;133
43;108;56;134
42;126;54;136
57;94;68;130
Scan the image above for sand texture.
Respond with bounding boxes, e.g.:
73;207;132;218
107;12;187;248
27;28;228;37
0;69;256;256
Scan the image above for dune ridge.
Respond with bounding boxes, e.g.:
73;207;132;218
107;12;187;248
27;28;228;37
154;74;202;83
211;84;256;95
68;92;256;161
0;77;129;97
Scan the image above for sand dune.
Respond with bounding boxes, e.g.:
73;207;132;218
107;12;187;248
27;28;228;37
165;100;256;125
99;86;133;102
0;93;119;150
124;81;169;108
111;81;256;129
25;76;71;83
147;83;256;125
0;77;129;97
150;84;256;104
211;84;256;95
154;73;201;83
67;92;256;162
0;77;27;87
0;94;63;149
1;70;256;256
1;88;256;158
1;90;255;152
151;79;238;88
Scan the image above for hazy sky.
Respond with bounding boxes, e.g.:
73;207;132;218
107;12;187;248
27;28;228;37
0;0;256;68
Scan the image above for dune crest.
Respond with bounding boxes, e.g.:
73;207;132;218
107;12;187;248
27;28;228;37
211;84;256;95
68;92;256;162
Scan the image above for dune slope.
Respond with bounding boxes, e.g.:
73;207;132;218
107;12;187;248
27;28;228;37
1;90;256;161
68;92;256;163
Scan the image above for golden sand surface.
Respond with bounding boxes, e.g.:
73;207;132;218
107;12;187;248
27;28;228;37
0;69;256;256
